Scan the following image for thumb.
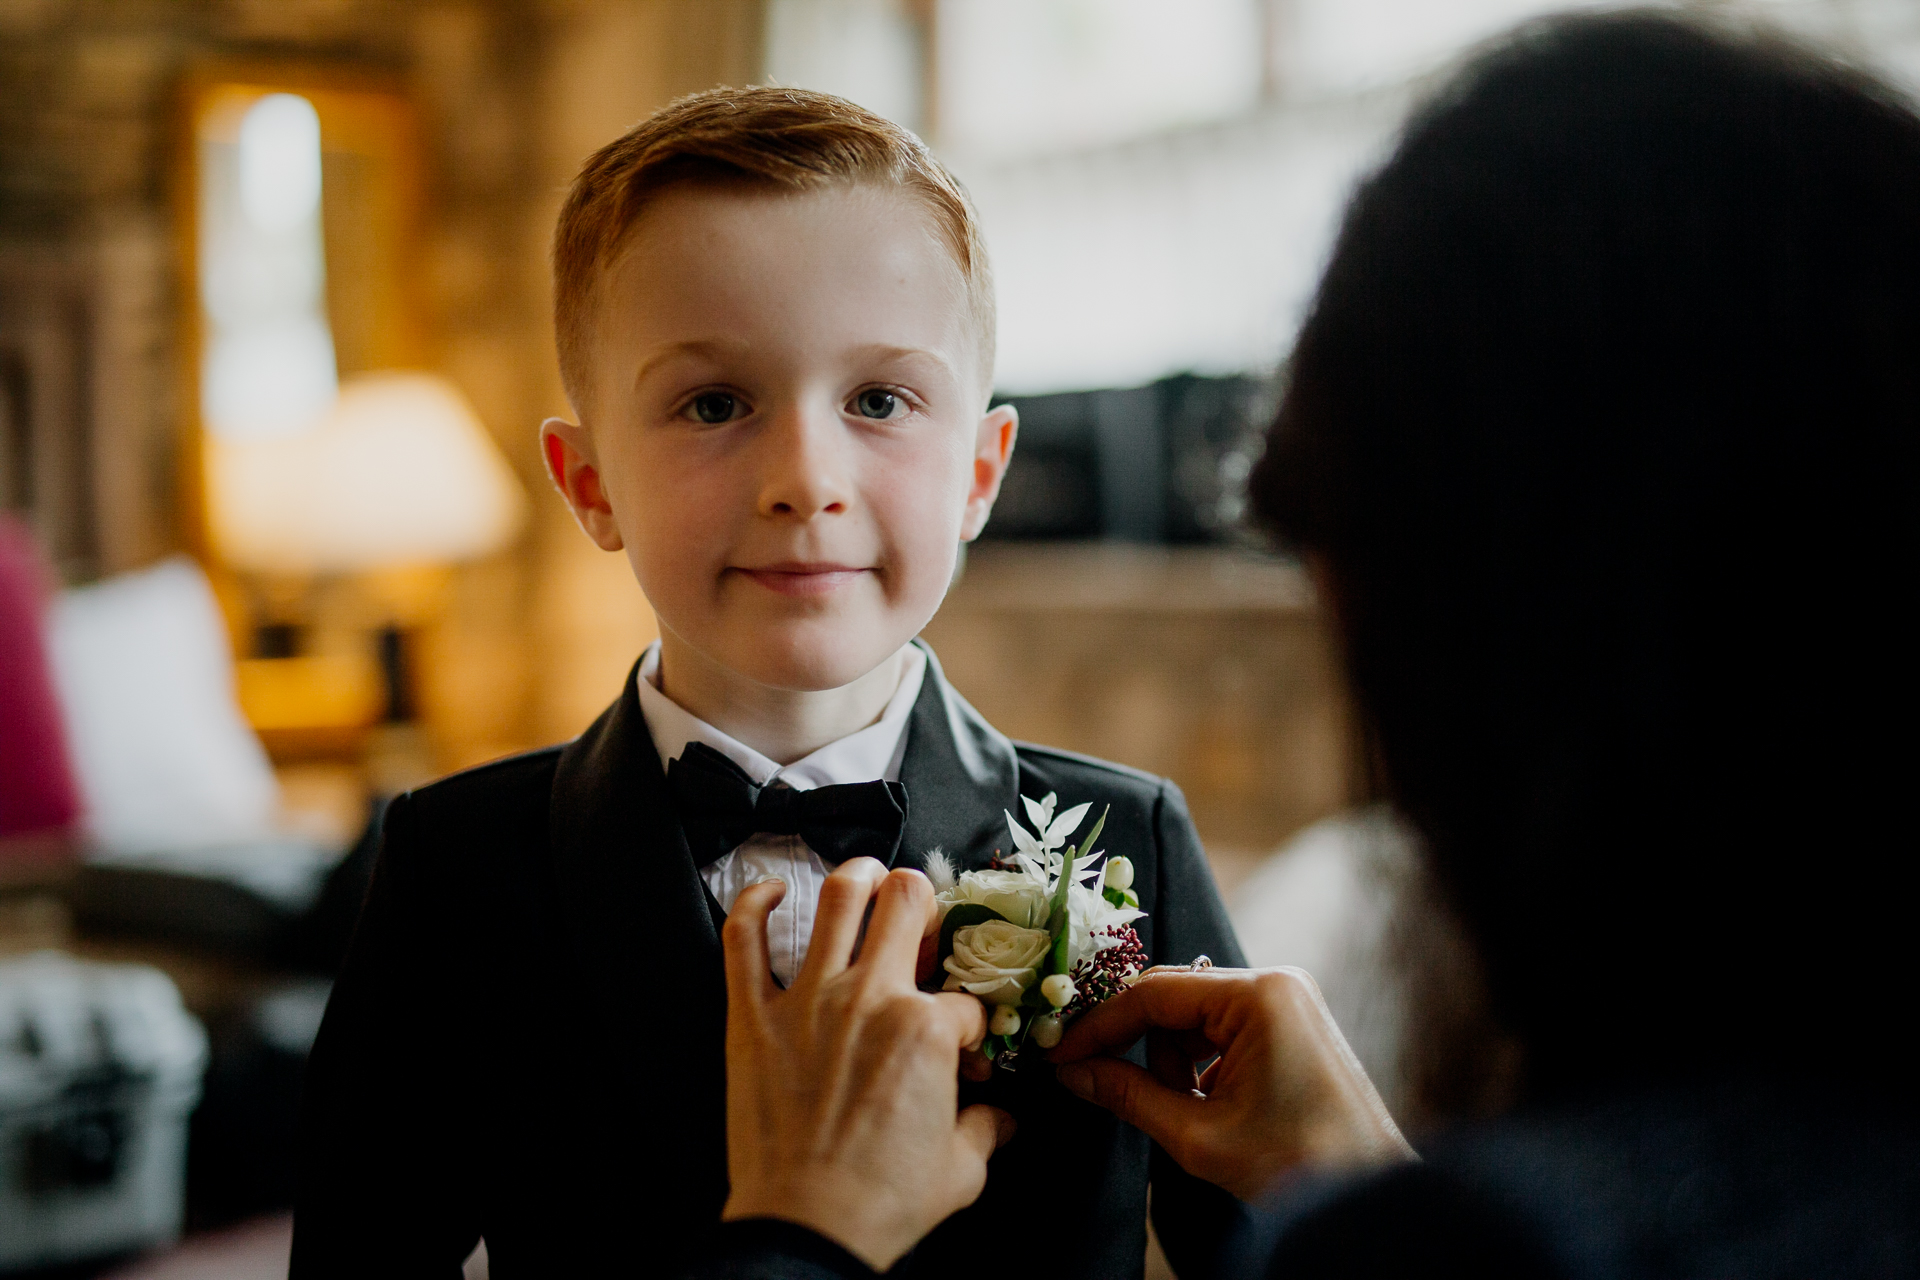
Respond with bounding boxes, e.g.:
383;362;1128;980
957;1103;1017;1157
1055;1058;1208;1157
945;1105;1016;1207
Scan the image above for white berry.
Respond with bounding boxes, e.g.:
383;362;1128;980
1040;973;1077;1009
1103;857;1135;891
989;1004;1022;1037
1029;1014;1063;1048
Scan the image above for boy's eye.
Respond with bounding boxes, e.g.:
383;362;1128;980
851;388;901;420
687;392;740;424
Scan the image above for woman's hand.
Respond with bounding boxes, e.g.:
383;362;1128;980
720;858;1016;1272
1049;965;1414;1202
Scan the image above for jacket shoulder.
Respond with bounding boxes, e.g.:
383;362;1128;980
1011;740;1168;800
391;745;563;845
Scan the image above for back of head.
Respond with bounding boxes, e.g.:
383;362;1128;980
1254;11;1920;1090
553;85;993;412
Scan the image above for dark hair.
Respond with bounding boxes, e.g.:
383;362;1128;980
1253;11;1920;1090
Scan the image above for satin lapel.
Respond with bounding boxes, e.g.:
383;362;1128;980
547;662;726;1070
898;640;1024;875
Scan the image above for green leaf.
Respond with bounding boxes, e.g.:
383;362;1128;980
1076;805;1110;866
937;903;1007;968
1103;885;1141;910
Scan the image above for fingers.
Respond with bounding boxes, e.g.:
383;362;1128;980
954;1104;1017;1163
1049;970;1224;1062
1053;1057;1208;1159
928;990;989;1054
855;869;934;985
937;1105;1015;1218
798;858;889;984
721;878;787;1010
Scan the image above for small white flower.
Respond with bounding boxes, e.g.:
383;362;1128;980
1040;973;1076;1009
989;1004;1022;1037
923;848;956;894
1061;880;1145;971
1029;1014;1063;1049
1103;857;1135;891
943;919;1052;1005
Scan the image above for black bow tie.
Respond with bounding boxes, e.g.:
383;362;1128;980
667;741;908;869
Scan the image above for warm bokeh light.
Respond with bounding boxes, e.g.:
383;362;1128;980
208;372;526;574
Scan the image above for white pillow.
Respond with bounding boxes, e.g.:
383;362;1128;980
46;557;280;853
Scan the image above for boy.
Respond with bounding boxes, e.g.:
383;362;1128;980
293;88;1244;1279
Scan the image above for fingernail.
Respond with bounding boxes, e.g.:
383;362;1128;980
1056;1063;1092;1097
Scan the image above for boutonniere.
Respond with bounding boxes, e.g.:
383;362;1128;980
924;793;1146;1070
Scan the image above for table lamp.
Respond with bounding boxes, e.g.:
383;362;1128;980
207;371;526;752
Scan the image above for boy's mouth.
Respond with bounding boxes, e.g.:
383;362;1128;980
733;562;871;597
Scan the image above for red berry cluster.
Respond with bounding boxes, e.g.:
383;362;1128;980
1066;926;1147;1016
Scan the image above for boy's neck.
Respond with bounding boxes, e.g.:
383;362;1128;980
653;630;910;766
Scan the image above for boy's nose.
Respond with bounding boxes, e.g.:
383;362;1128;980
757;406;852;520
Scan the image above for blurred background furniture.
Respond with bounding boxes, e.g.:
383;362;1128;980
2;531;369;1275
0;954;206;1273
48;558;345;952
1;516;81;880
924;543;1353;876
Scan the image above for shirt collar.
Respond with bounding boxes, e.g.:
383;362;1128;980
634;641;927;791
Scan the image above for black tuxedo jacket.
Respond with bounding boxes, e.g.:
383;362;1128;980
292;644;1247;1279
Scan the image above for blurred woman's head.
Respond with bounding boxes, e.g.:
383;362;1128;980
1254;11;1919;1090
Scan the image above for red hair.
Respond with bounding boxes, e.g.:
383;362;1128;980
552;85;994;407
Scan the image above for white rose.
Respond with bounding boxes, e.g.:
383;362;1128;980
936;869;1052;930
942;919;1053;1005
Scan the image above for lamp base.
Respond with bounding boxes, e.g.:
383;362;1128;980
376;623;415;723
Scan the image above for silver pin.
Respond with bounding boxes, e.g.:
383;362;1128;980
1188;955;1213;972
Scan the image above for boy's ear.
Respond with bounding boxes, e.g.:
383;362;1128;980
541;417;625;552
960;403;1018;542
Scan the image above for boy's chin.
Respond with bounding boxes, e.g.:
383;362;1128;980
723;626;915;694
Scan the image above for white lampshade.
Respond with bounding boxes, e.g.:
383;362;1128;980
210;371;526;573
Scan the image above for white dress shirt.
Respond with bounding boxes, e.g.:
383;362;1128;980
634;641;927;987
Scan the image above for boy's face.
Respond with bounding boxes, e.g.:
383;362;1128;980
543;182;1016;694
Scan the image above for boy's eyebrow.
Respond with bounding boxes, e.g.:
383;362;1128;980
633;338;752;386
632;340;960;386
847;343;958;379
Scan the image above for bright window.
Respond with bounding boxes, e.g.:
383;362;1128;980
935;0;1265;162
198;92;337;441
